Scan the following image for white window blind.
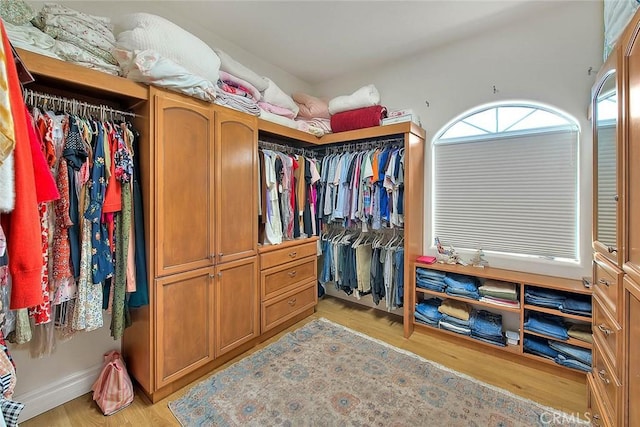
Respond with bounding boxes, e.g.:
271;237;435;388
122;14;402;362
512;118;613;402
433;129;579;260
596;124;617;245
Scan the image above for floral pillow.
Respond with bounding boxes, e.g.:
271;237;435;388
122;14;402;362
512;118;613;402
0;0;35;25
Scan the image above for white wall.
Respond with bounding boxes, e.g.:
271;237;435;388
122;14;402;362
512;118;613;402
313;0;603;280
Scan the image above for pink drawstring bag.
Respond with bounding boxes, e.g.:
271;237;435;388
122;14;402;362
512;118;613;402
91;351;134;415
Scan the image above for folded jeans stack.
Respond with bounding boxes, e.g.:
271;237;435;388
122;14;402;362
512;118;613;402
443;273;480;300
470;310;505;346
523;312;569;340
524;336;559;360
524;287;566;310
415;298;443;326
549;341;592;372
560;295;592;317
416;268;446;292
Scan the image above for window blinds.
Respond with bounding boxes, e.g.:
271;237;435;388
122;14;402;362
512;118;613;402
433;129;579;260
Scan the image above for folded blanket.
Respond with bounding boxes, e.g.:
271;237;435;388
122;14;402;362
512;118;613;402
115;13;221;86
330;105;386;133
258;101;296;119
115;49;217;102
42;25;117;65
215;88;260;116
328;84;380;115
4;22;61;60
259;109;299;129
293;92;330;119
219;70;261;102
55;40;121;76
215;49;268;92
262;77;299;117
295;118;331;137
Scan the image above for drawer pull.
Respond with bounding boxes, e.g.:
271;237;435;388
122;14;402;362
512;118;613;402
288;298;297;306
209;253;215;260
288;270;297;278
597;278;610;287
288;251;297;258
597;324;613;336
607;246;617;254
597;369;610;385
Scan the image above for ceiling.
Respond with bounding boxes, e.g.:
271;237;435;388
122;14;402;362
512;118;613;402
34;1;567;84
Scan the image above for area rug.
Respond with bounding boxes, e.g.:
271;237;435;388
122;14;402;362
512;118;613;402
168;318;583;426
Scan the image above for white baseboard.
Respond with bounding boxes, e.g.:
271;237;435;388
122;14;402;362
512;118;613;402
14;363;103;422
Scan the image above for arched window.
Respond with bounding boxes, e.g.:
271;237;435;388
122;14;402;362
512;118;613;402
432;101;580;261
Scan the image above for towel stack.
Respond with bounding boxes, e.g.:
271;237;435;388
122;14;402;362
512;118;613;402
328;85;387;132
478;279;520;308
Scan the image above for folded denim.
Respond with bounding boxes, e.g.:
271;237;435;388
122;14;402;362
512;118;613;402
554;354;591;372
440;313;471;328
561;296;592;312
524;295;564;309
414;311;439;326
416;283;447;293
439;320;472;335
417;277;447;287
444;273;478;292
470;310;503;336
415;299;443;320
523;313;569;340
559;307;592;317
524;336;559;359
525;287;567;300
472;329;504;341
445;288;480;300
471;334;506;347
416;268;446;280
548;341;592;365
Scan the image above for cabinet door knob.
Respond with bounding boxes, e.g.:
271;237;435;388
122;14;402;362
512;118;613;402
288;251;297;258
288;270;297;278
597;278;610;287
607;246;617;254
209;273;215;279
218;272;223;278
597;369;610;384
209;253;215;260
219;252;224;258
288;298;297;306
597;324;613;336
614;195;619;201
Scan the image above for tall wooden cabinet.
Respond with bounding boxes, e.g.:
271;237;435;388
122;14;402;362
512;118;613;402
124;88;260;401
589;9;640;426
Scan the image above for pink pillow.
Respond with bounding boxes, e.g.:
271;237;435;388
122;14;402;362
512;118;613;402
293;92;330;119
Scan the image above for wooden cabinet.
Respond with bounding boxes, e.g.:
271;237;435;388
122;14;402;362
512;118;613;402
259;239;318;333
215;257;259;356
155;267;215;388
215;109;258;264
154;91;216;277
623;278;640;427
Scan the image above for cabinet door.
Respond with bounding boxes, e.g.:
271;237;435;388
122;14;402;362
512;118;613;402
625;20;640;279
155;91;216;276
592;47;622;266
215;108;258;264
625;279;640;427
155;267;215;389
215;256;259;357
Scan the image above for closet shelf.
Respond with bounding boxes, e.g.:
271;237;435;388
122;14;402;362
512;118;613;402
523;305;592;322
17;48;149;103
416;288;521;313
523;330;593;350
415;261;589;295
413;321;522;355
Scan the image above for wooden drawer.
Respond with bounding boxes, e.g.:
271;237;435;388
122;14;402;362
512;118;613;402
262;281;317;332
592;336;621;423
261;256;316;300
593;255;622;321
592;294;622;380
260;240;317;270
587;373;615;427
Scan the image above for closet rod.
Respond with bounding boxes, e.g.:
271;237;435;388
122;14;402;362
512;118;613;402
258;139;316;158
23;88;136;120
317;135;405;155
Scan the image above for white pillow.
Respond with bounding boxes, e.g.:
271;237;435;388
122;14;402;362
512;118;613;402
114;13;220;85
215;49;268;92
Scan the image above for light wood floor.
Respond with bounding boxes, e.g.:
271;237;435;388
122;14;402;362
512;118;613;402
21;296;587;426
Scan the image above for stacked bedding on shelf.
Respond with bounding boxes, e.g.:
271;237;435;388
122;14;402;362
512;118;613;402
328;84;387;132
293;93;332;136
32;3;121;75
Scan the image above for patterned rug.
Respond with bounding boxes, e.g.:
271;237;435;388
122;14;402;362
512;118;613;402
168;318;583;426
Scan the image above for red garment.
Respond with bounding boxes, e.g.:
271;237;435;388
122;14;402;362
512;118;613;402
25;107;59;203
0;21;44;309
103;127;122;214
330;105;387;133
